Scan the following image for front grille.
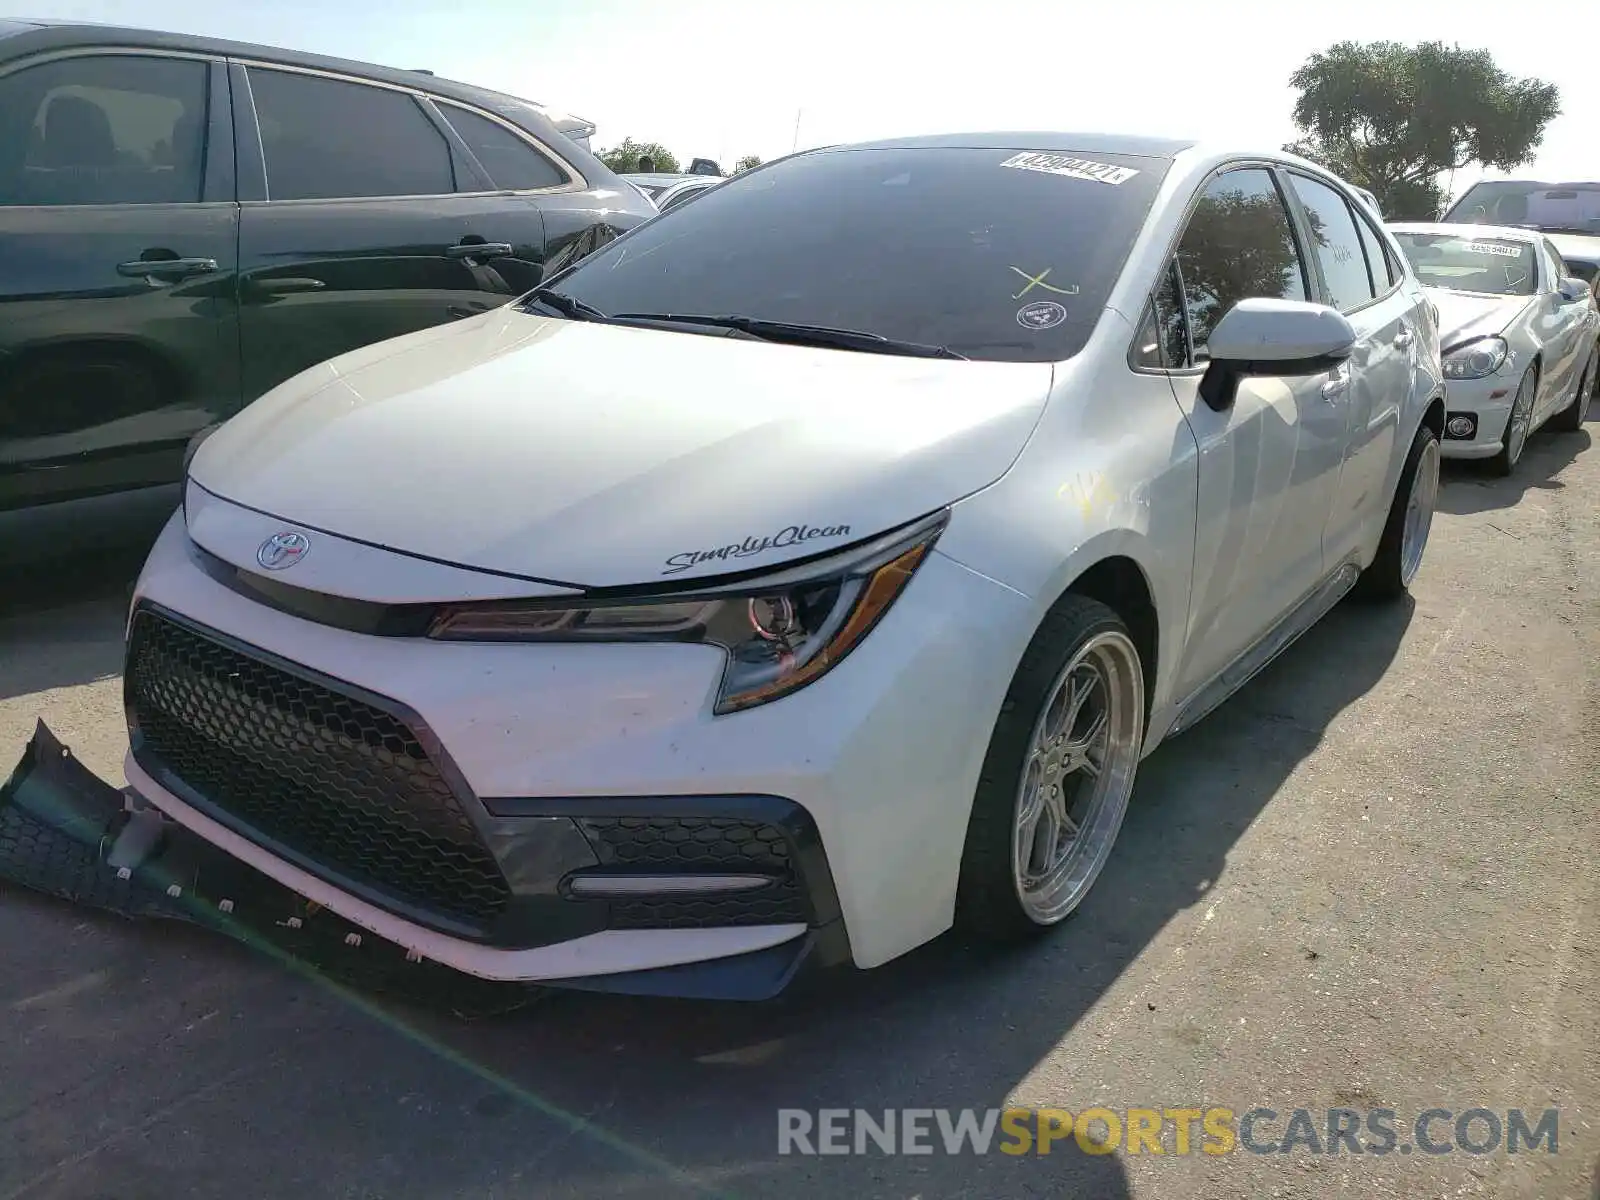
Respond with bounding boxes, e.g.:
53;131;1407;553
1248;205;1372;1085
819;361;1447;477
577;816;811;928
124;608;512;933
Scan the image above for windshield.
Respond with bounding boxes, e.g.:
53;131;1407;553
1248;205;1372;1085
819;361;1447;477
529;145;1171;362
1445;181;1600;235
1390;232;1537;296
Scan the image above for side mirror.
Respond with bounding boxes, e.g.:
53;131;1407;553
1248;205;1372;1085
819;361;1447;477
1198;299;1358;412
1557;277;1591;304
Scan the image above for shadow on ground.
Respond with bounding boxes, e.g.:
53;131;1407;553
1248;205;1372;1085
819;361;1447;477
0;548;146;702
0;592;1415;1199
1437;423;1591;517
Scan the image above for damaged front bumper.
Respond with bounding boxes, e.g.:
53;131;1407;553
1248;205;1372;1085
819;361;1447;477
1;722;833;1004
0;720;536;1011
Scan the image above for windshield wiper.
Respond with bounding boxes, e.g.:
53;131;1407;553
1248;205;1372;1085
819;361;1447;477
522;288;609;321
604;313;968;360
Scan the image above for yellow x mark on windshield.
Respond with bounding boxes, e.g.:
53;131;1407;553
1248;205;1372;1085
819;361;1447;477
1009;266;1079;300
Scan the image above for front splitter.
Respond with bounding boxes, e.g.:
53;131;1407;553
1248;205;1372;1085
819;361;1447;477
0;721;831;1006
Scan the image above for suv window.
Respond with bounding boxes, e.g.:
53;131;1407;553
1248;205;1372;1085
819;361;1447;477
249;69;454;201
0;54;208;206
1287;173;1377;311
438;102;566;191
535;145;1171;364
1172;167;1309;364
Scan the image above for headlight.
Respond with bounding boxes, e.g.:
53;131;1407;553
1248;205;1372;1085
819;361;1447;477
427;512;947;713
1442;336;1509;380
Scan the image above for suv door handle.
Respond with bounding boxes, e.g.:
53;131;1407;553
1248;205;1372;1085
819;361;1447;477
1393;328;1414;349
445;241;513;261
117;256;218;279
1321;366;1350;400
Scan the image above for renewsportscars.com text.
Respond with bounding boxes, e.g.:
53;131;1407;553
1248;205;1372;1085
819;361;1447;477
777;1107;1561;1157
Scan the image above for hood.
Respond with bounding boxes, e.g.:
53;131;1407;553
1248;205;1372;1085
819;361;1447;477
1426;288;1532;349
1543;232;1600;266
190;310;1054;589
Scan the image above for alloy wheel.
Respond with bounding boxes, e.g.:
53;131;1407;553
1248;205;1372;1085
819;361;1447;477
1399;434;1440;586
1011;630;1143;924
1505;371;1536;466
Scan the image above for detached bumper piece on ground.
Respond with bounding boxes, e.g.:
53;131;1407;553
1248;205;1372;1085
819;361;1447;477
0;721;842;1005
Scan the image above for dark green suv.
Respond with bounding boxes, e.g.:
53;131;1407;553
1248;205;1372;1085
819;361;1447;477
0;19;653;566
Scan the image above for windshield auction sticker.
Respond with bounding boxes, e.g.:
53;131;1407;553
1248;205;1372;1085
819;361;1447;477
1000;152;1139;185
1459;241;1524;259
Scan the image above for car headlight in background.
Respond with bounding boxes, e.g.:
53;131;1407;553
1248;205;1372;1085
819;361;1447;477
428;512;948;713
1442;336;1509;380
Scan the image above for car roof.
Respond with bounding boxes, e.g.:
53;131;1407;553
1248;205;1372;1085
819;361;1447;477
1387;221;1545;242
828;131;1196;158
0;19;593;137
1460;179;1600;189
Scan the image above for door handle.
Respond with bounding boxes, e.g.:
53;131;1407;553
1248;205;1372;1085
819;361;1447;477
117;256;218;279
1393;328;1414;349
1320;366;1350;400
445;241;513;261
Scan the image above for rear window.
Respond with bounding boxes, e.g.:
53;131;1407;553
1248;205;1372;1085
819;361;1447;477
1446;181;1600;235
537;145;1171;363
1390;231;1538;297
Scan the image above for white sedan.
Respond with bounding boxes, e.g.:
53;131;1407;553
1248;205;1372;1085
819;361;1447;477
1388;221;1597;474
88;135;1445;999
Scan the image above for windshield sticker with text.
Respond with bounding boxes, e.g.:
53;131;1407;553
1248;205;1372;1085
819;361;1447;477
1017;301;1067;330
1000;153;1139;186
663;524;852;575
1459;241;1525;259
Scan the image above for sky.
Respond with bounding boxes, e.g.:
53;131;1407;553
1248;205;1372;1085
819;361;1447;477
5;0;1599;192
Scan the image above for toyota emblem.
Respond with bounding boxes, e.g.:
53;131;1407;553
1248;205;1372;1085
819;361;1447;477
256;531;310;571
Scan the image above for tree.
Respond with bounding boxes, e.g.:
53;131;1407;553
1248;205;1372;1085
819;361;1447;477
1284;41;1560;220
734;154;762;173
597;137;679;175
1179;189;1316;344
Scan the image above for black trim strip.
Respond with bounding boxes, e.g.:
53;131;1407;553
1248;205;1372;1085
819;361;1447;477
188;479;584;587
188;538;442;636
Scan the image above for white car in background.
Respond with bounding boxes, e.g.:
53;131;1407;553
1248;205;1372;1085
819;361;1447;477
85;135;1445;999
1389;222;1597;475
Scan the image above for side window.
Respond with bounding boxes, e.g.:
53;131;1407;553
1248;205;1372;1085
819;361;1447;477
0;54;208;207
1352;211;1397;293
437;103;566;191
1541;240;1568;291
1287;173;1378;311
249;69;454;201
1174;168;1308;363
1132;259;1187;369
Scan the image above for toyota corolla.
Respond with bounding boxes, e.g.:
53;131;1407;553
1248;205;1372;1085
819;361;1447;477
30;134;1447;998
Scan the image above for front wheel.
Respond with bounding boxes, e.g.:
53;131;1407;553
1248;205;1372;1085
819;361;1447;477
1355;419;1441;602
1490;366;1538;476
955;596;1145;941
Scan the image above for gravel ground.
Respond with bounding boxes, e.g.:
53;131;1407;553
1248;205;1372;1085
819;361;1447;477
1;423;1596;1200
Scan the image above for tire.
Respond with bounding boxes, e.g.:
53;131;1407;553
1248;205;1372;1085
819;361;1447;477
1550;344;1595;433
1355;419;1441;602
1490;365;1538;476
954;595;1145;942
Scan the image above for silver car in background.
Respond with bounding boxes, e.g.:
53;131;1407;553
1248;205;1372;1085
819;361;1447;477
621;171;722;213
1389;221;1597;475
